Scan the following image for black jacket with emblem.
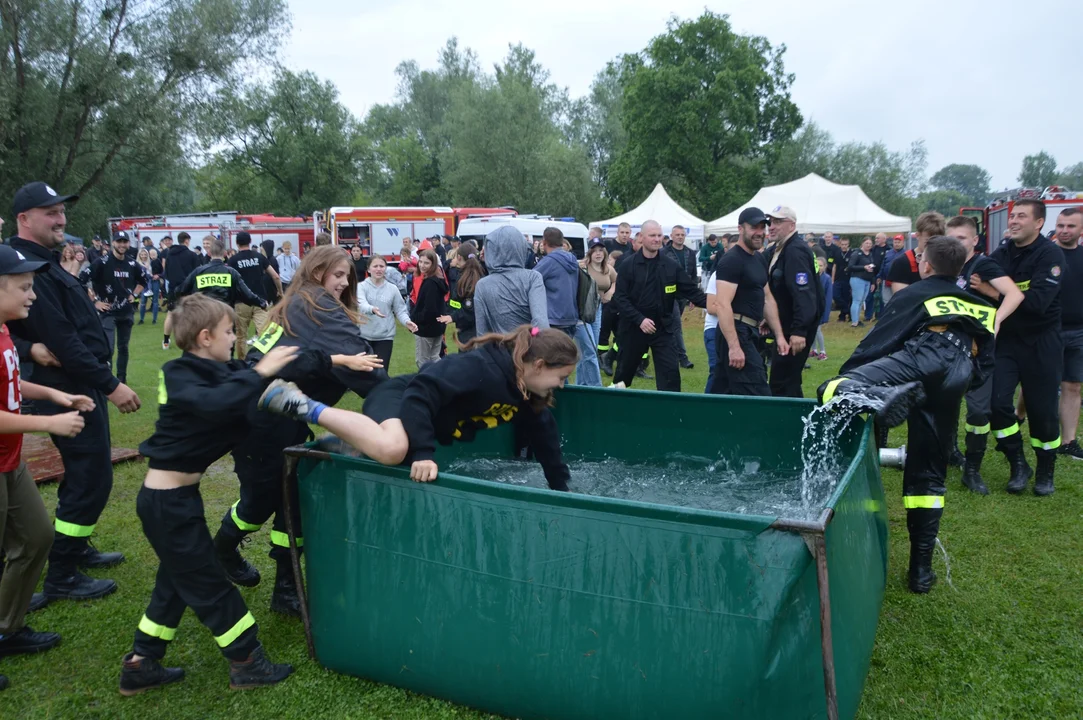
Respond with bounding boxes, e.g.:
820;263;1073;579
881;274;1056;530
766;233;823;340
397;341;569;490
989;235;1063;338
177;258;265;308
613;249;706;331
841;275;995;385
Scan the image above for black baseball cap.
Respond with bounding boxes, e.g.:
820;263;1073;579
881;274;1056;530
12;182;78;217
587;237;605;249
113;231;130;243
738;207;770;226
0;245;48;276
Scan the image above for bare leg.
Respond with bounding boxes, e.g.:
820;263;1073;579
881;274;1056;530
1060;382;1081;443
1016;391;1027;421
316;410;409;466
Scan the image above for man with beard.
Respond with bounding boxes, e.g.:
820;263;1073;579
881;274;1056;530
1051;208;1083;461
709;208;789;396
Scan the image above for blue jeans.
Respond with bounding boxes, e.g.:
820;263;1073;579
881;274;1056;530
140;278;160;323
574;320;602;387
849;277;870;324
704;327;718;393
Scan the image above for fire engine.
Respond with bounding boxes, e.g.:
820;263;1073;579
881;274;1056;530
961;186;1083;253
108;212;317;256
316;207;516;259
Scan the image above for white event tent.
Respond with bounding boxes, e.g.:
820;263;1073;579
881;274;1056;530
707;173;911;235
590;184;707;248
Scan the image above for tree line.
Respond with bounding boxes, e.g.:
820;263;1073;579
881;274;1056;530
1;4;1078;240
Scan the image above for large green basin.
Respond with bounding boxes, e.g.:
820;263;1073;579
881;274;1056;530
293;387;887;719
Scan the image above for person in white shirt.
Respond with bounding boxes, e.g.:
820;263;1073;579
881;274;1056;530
277;241;300;289
703;271;719;393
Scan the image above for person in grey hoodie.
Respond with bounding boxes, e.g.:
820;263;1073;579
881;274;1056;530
533;227;581;335
475;226;550;335
358;254;418;369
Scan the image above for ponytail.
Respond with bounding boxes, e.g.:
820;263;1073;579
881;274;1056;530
456;241;484;298
461;325;579;408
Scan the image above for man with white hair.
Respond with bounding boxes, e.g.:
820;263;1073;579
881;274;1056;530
612;220;706;392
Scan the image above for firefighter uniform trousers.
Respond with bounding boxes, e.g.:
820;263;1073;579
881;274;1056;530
709;324;770;396
990;329;1062;466
963;371;994;467
613;323;680;392
822;331;973;587
35;389;111;577
133;485;258;662
219;409;309;565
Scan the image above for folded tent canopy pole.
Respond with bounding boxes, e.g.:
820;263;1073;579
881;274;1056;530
286;446;842;720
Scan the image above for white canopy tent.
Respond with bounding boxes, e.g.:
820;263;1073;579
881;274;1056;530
706;173;911;235
590;184;707;248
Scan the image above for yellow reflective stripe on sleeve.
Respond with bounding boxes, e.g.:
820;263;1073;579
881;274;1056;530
903;496;945;509
1016;280;1031;291
214;611;255;648
251;322;283;354
138;614;177;641
597;344;610;351
1031;436;1061;450
230;501;262;532
196;273;232;289
965;423;991;435
821;377;848;404
448;299;462;309
922;296;994;333
157;370;168;405
55;519;95;538
270;530;302;548
664;284;677;293
995;423;1020;439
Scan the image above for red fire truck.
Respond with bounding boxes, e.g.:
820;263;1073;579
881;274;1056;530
961;186;1083;253
316;206;516;258
108;212;317;256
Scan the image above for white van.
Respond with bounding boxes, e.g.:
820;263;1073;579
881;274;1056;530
457;215;590;258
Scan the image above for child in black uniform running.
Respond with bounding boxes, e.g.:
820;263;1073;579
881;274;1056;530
260;326;578;490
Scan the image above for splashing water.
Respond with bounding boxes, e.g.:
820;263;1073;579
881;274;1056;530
934;538;955;590
798;388;883;507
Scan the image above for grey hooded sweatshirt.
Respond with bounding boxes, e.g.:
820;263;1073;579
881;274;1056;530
475;226;550;335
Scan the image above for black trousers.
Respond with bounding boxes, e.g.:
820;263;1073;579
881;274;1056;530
613;323;680;392
598;303;619;353
842;332;973;501
368;339;394;369
101;308;135;383
709;324;770;397
35;388;111;577
769;334;812;398
991;329;1062;453
133;485;257;662
963;371;994;455
224;408;309;561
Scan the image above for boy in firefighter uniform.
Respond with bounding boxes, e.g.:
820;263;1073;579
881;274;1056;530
817;236;995;593
987;199;1064;495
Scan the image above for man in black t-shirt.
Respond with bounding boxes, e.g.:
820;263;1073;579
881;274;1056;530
228;231;282;359
709;207;789;397
1052;207;1083;461
946;215;1024;494
83;232;145;383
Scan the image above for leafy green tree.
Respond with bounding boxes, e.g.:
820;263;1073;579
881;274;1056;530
917;189;972;218
0;0;288;236
1056;162;1083;190
929;163;991;203
198;69;365;215
608;11;802;218
1018;151;1058;188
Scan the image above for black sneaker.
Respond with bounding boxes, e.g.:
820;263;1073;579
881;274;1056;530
119;653;185;696
635;368;653;380
75;541;125;569
679;359;694;369
229;646;294;690
217;537;261;588
0;627;61;657
1058;439;1083;461
27;592;49;613
44;572;117;601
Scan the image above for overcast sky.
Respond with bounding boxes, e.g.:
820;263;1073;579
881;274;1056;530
284;0;1075;194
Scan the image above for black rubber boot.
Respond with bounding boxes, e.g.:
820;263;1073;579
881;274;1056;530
1034;449;1056;496
119;652;185;696
817;379;926;429
907;508;942;594
961;453;989;495
600;350;614;376
228;645;294;690
1005;448;1033;495
948;447;965;468
269;560;301;618
73;540;125;569
214;516;261;588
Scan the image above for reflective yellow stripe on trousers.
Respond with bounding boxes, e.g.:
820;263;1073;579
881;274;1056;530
902;496;945;509
230;501;262;533
270;530;303;548
995;423;1020;439
821;377;848;404
215;611;256;648
138;614;177;641
55;519;95;537
1031;436;1061;450
965;423;990;435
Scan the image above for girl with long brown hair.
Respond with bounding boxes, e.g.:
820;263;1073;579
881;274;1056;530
259;326;579;489
437;241;483;346
410;249;447;368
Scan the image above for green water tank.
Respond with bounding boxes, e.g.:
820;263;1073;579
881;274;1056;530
293;387;887;720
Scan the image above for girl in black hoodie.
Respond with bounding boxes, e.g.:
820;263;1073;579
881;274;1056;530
259;326;579;490
410;249;448;368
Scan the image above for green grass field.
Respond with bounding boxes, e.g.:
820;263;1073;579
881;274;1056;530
3;313;1081;719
